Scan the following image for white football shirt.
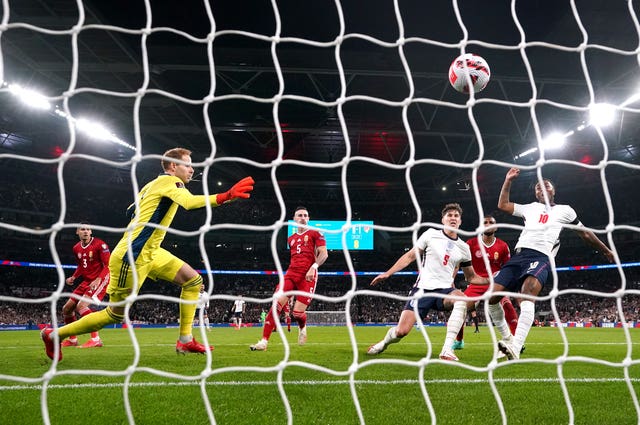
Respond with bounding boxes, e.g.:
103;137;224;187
414;228;472;290
198;291;209;309
512;202;580;257
233;299;245;313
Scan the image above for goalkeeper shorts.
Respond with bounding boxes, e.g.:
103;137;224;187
107;247;185;301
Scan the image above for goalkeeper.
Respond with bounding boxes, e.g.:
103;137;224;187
42;148;254;360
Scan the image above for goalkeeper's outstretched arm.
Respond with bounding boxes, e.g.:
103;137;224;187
168;176;255;210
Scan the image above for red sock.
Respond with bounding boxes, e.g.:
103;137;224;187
78;308;99;339
63;314;77;339
262;305;283;340
501;298;519;336
292;310;307;329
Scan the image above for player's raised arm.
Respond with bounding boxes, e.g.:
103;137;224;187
497;168;520;215
214;176;255;205
370;247;421;286
575;227;615;263
157;150;254;210
163;176;254;210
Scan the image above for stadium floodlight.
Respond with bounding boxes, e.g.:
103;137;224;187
75;118;113;141
7;84;51;110
540;132;566;150
4;80;136;151
589;103;616;127
73;117;136;150
514;147;538;160
620;91;640;107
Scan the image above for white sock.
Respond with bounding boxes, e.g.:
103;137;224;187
179;335;193;343
488;302;512;340
443;301;466;351
238;319;242;327
204;318;210;327
513;300;535;352
382;326;401;346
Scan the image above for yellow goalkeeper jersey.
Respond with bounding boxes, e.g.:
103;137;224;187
113;174;219;263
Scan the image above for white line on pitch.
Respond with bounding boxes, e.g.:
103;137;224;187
2;377;640;391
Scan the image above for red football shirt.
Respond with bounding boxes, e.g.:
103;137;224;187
466;236;510;278
287;229;326;273
71;237;111;281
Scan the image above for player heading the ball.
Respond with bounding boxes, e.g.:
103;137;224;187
42;147;254;361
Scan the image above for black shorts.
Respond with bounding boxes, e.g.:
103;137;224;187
402;287;456;317
494;248;551;290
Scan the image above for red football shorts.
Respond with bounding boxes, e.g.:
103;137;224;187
463;283;491;305
276;269;317;305
72;276;109;303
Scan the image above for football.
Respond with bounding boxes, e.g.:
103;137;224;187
448;53;491;94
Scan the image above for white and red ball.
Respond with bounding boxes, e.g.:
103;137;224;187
448;53;491;94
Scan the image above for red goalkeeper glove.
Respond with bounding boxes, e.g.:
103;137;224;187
215;176;254;205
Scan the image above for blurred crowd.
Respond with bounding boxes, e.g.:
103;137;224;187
1;266;639;327
1;178;639;327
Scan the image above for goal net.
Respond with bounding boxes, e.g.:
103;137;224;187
1;0;640;424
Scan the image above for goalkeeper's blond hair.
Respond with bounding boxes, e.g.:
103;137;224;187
161;148;192;171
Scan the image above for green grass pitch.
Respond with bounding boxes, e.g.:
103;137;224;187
1;326;639;424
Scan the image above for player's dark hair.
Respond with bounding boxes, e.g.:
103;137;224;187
483;214;496;222
533;178;555;190
293;205;309;215
441;203;463;217
162;148;192;171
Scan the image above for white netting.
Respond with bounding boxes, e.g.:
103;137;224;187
1;0;640;424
